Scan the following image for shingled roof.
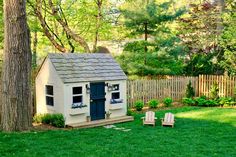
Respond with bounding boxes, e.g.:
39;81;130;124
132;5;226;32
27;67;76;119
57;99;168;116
47;53;127;83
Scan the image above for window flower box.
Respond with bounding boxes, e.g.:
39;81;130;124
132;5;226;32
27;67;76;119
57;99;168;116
69;105;88;116
110;99;123;104
71;103;87;109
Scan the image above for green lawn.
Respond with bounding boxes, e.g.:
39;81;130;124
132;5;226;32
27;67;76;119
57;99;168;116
0;107;236;157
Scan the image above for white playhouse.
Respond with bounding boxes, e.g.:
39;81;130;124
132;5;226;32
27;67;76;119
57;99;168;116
36;53;133;126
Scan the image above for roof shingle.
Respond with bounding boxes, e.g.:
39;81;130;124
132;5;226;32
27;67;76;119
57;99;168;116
48;53;127;83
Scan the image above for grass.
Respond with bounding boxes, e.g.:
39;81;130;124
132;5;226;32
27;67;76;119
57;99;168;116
0;106;236;157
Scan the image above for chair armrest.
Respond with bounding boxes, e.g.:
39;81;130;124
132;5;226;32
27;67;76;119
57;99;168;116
141;117;144;119
154;117;157;120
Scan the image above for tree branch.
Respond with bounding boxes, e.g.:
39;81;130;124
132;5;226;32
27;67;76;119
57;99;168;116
28;0;68;52
58;4;75;53
48;0;91;53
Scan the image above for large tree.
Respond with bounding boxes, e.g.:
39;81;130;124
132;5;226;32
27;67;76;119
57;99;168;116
0;0;3;49
118;0;185;76
1;0;32;131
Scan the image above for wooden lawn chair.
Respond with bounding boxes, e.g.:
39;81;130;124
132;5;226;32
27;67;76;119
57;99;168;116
161;112;175;128
141;111;157;126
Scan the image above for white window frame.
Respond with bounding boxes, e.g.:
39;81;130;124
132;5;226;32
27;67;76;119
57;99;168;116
72;86;83;108
45;85;54;106
110;84;123;104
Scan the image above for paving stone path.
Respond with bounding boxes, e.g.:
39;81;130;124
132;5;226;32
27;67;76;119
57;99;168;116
104;125;131;132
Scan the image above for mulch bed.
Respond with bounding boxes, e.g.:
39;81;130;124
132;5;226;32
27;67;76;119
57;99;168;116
131;102;184;114
32;123;71;131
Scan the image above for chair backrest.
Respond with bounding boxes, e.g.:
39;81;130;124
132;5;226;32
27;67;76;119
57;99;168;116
145;111;155;122
164;112;174;123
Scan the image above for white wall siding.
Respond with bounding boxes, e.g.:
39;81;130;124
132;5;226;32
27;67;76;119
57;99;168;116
64;82;90;125
105;80;127;118
64;80;127;125
36;58;64;115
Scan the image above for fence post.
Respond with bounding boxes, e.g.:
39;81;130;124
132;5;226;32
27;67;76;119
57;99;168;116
126;75;236;108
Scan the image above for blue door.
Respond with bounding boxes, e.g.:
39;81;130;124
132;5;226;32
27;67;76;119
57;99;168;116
90;82;105;121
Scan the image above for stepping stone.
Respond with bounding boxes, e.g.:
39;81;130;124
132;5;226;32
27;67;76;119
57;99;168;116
122;129;131;132
114;127;125;130
104;125;116;129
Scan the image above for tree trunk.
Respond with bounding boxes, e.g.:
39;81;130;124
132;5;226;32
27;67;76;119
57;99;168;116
215;0;225;35
32;30;38;116
93;0;103;53
144;22;148;65
144;22;148;51
32;31;38;69
1;0;32;131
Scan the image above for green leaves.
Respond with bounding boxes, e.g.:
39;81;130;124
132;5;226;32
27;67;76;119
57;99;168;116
122;1;185;36
117;1;185;76
220;10;236;75
183;53;223;76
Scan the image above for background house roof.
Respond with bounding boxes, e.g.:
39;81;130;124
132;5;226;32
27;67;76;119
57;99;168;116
48;53;127;83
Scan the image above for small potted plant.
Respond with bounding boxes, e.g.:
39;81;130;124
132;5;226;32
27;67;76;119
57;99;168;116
105;111;112;119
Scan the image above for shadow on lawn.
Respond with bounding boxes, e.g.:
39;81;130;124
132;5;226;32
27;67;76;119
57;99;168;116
108;110;236;156
0;107;236;157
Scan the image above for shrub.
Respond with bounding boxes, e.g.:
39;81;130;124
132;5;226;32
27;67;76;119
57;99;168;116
41;114;52;124
33;114;44;123
50;114;65;128
148;99;159;108
134;100;144;111
127;109;134;116
218;97;234;107
209;83;219;100
163;97;173;107
194;95;219;107
182;97;195;106
34;113;65;128
205;99;218;107
195;96;207;106
185;81;195;98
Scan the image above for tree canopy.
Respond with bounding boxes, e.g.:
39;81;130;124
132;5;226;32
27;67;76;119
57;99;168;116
0;0;235;77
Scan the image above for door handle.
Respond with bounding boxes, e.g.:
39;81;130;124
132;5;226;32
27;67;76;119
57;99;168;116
90;99;93;102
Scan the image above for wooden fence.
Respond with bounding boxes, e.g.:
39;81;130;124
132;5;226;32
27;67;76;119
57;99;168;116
198;75;236;97
127;76;198;107
127;75;236;107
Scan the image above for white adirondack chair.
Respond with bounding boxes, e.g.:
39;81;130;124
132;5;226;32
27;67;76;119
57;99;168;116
161;112;175;128
141;111;157;126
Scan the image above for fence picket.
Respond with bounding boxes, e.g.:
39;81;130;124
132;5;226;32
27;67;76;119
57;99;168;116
127;75;236;107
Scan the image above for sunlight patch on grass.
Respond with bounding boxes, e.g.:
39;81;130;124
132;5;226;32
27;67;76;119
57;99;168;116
176;108;236;127
176;110;214;119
